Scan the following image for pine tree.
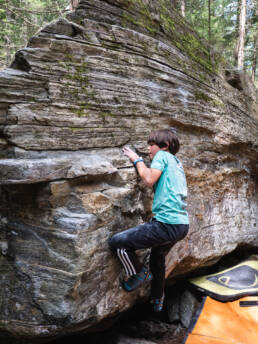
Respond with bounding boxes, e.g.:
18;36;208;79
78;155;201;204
70;0;79;10
0;0;69;69
183;0;257;84
251;34;257;82
180;0;186;17
235;0;247;68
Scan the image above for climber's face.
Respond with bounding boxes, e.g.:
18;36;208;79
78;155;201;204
148;142;169;160
148;143;161;160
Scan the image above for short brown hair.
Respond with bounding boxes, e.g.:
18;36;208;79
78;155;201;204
147;128;180;155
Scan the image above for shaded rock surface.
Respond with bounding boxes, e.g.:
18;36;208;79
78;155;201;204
0;0;257;342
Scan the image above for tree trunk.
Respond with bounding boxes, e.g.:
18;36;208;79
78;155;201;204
235;0;246;69
70;0;79;11
251;34;257;82
180;0;186;17
5;4;12;67
208;0;211;44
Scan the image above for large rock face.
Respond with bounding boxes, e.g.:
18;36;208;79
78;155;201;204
0;0;257;341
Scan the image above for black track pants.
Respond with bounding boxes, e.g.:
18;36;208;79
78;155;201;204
109;218;189;298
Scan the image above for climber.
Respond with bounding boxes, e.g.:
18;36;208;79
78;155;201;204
108;128;189;312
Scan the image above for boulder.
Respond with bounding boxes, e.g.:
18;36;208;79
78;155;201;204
0;0;257;341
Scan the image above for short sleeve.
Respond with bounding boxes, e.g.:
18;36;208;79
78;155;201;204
150;151;166;171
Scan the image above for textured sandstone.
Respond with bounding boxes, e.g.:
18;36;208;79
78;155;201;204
0;0;257;341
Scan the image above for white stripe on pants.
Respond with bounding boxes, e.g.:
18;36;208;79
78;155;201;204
117;248;136;277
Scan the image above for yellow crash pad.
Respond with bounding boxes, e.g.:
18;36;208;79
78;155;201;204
184;296;258;344
189;255;258;301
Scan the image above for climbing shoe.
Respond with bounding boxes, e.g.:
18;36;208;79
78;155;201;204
150;294;165;312
121;267;153;292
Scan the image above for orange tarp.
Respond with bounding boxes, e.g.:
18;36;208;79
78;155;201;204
185;296;258;344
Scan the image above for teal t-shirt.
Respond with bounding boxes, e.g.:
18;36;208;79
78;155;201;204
150;150;189;225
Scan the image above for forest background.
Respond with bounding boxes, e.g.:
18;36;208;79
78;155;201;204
0;0;257;86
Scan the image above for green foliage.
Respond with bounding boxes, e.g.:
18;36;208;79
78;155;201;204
175;0;257;81
0;0;69;68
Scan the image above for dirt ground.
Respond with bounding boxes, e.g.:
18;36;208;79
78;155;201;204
153;327;187;344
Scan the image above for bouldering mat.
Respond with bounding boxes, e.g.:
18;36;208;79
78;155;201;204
189;255;258;301
184;295;258;344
